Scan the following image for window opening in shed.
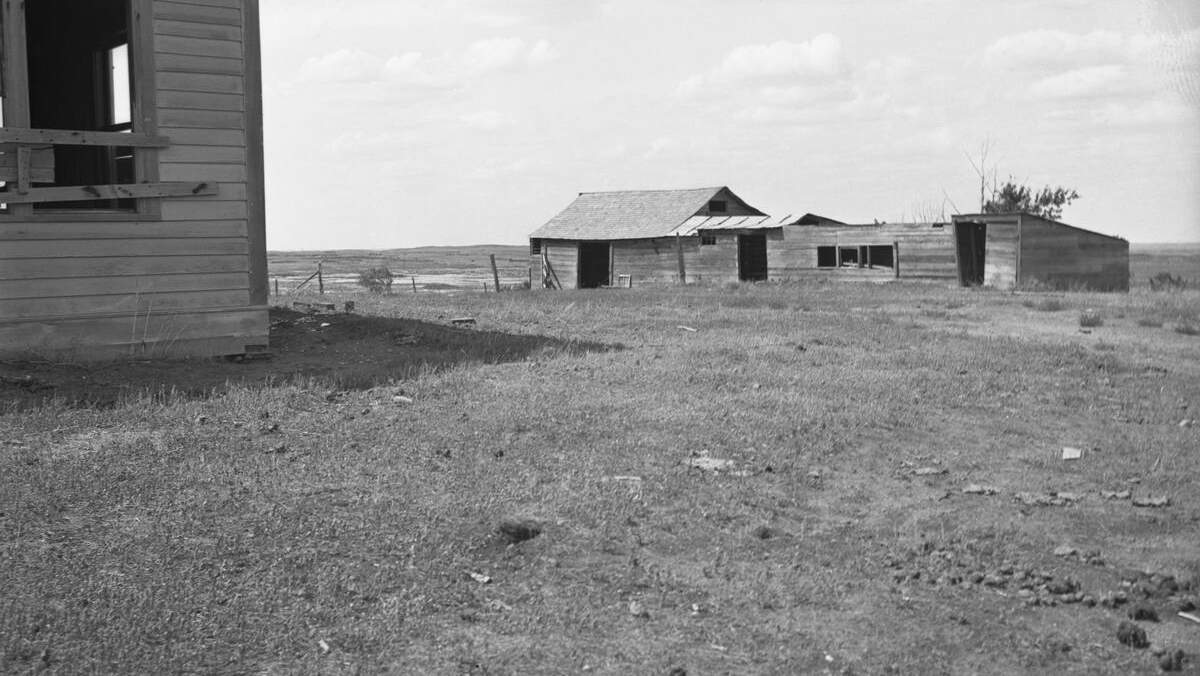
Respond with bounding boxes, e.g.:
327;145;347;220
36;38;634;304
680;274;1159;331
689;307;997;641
955;221;987;286
708;200;727;213
700;235;716;246
817;245;836;268
25;0;135;210
838;246;859;266
867;245;894;268
530;239;542;255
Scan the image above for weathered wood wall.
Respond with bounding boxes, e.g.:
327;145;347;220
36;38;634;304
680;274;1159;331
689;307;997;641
982;219;1019;288
1019;214;1129;291
0;0;268;358
771;223;956;280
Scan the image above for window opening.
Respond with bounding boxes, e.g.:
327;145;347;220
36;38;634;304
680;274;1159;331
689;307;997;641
530;239;542;255
838;246;859;266
708;200;726;213
24;0;135;210
700;235;716;246
867;245;894;268
817;245;836;268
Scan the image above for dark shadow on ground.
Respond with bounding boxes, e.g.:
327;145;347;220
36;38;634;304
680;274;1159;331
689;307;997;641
0;308;619;409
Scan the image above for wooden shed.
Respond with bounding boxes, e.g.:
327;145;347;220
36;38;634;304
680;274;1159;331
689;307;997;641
529;187;778;289
951;213;1129;291
1;0;268;359
771;217;957;281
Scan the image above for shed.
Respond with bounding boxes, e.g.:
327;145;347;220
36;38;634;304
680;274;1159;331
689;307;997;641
771;218;957;281
529;187;776;289
951;213;1129;291
1;0;268;359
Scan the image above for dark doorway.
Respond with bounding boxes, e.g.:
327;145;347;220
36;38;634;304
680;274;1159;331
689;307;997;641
955;221;986;286
738;233;768;281
578;241;611;289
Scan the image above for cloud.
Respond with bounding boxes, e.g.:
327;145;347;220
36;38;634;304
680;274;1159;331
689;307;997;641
296;49;384;84
984;29;1126;71
459;110;510;130
1028;65;1126;98
715;34;848;82
527;39;559;66
463;37;528;73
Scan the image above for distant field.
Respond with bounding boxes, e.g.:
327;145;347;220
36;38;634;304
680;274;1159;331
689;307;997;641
269;242;1199;295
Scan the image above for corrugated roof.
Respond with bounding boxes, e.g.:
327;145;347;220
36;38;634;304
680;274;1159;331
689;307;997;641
531;187;751;240
669;214;778;236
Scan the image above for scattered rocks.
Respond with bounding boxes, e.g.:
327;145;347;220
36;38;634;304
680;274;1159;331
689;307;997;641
1131;495;1170;508
498;517;542;544
393;395;414;405
1014;491;1082;507
963;484;999;496
628;600;650;619
1160;650;1187;672
1100;591;1129;608
687;454;736;472
752;525;777;540
1101;490;1132;500
1053;545;1078;558
914;466;948;476
1116;620;1149;649
1128;604;1159;622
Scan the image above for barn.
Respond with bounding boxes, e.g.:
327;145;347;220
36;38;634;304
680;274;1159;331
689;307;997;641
529;187;778;289
1;0;268;359
951;213;1129;291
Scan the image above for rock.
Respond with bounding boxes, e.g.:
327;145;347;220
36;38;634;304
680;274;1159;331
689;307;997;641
1128;604;1160;622
393;395;414;405
1132;495;1171;508
1177;597;1197;613
667;667;688;676
628;600;649;618
983;574;1007;588
1180;419;1194;428
963;484;998;495
1047;578;1079;595
914;466;948;476
1101;591;1129;608
1082;595;1097;607
1160;650;1186;672
1116;620;1149;649
752;525;776;540
498;517;542;544
1053;545;1078;557
1101;490;1132;500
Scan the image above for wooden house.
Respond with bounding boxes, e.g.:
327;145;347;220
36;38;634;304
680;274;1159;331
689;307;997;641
951;213;1129;291
529;187;778;289
1;0;268;359
771;217;957;281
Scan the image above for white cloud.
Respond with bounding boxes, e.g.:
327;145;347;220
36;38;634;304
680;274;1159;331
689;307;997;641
1028;65;1126;98
1093;99;1196;127
984;29;1125;71
527;39;559;66
459;110;510;130
715;34;848;82
464;37;528;73
296;49;384;84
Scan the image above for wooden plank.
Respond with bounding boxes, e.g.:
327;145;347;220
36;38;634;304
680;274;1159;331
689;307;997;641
15;146;31;193
156;35;242;59
158;108;244;129
0;128;170;147
158;145;246;164
157;90;244;112
155;19;242;41
0;255;249;280
0;219;248;240
2;0;33;218
0;289;251;318
1;237;246;259
157;71;244;94
0;272;248;300
160;199;246;221
156;127;245;146
155;53;243;75
0;181;218;204
159;163;245;182
154;1;242;25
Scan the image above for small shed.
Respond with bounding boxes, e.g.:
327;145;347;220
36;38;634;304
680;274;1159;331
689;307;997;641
951;213;1129;291
1;0;268;359
529;187;777;289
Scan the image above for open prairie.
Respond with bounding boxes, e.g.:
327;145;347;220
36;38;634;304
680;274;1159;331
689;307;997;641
2;247;1199;674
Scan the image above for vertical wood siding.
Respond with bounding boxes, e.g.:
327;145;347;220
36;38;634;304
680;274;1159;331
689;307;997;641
771;223;956;280
0;0;267;358
983;220;1019;288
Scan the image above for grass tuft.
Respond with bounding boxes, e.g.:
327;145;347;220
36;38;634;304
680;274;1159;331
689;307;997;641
1079;309;1104;327
1023;297;1066;312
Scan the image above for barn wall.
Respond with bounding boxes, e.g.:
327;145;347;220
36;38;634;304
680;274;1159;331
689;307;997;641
771;223;956;280
0;0;268;359
1019;215;1129;291
541;240;579;289
982;220;1019;288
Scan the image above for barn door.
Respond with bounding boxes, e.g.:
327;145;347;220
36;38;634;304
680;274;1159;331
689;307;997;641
955;222;986;286
737;233;768;281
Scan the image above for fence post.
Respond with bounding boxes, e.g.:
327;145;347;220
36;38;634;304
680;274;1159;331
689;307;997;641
490;253;501;293
894;241;900;279
317;261;324;294
411;276;417;293
675;234;686;284
274;278;278;296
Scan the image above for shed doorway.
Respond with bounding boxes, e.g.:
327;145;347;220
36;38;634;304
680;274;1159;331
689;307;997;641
738;233;768;281
955;221;986;286
578;241;611;289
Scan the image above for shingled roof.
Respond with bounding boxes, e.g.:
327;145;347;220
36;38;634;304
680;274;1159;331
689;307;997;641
530;187;766;240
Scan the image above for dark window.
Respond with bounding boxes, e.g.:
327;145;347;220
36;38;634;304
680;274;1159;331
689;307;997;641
839;246;859;266
817;246;836;268
24;0;136;210
700;235;716;246
867;244;894;268
708;200;726;213
932;223;945;228
530;239;541;255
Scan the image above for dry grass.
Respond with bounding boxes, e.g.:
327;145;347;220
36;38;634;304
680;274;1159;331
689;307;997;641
2;280;1199;674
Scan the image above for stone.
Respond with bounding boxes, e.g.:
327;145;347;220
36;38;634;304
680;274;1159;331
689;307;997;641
628;600;650;618
1053;545;1078;558
498;517;542;544
1116;621;1149;649
1128;604;1160;622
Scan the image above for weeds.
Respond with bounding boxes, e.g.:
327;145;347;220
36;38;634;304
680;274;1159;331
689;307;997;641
1079;309;1104;327
1023;297;1067;312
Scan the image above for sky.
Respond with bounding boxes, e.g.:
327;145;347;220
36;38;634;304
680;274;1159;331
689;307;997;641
259;0;1200;249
